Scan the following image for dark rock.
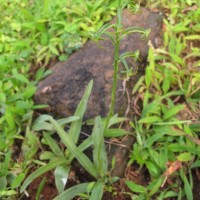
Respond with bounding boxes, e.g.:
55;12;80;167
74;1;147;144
34;8;163;119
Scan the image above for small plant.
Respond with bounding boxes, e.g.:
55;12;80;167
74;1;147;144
92;0;149;132
20;80;124;199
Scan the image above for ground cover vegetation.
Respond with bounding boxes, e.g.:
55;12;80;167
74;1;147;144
0;0;199;199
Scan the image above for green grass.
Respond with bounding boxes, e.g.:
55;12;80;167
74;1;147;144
127;0;200;199
0;0;200;199
0;0;117;198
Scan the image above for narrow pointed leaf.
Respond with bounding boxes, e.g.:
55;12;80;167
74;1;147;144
54;166;70;194
69;80;93;144
20;158;67;193
43;133;64;158
126;181;146;193
92;116;108;176
90;182;104;200
53;183;89;200
49;117;98;178
93;23;116;40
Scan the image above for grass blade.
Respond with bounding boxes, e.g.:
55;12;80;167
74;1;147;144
92;116;108;177
53;183;89;200
49;117;98;179
180;169;193;200
69;80;93;144
35;177;46;200
20;158;67;193
43;133;64;158
90;182;104;200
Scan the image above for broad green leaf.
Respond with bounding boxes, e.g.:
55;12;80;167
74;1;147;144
0;190;17;196
167;144;198;155
69;80;93;144
35;67;46;81
90;182;104;200
16;100;31;109
163;90;184;98
126;181;146;193
59;54;68;62
177;152;193;162
92;116;108;177
154;126;185;136
104;128;129;137
147;178;163;197
41;33;48;45
11;173;25;189
23;86;36;99
162;190;178;198
162;68;171;94
139;116;162;124
32;121;53;131
54;166;70;194
33;115;79;131
163;105;185;120
40;151;55;160
145;66;152;87
57;116;80;126
20;158;67;193
0;93;6;102
12;73;29;84
53;183;89;200
146;161;160;178
5;110;16;129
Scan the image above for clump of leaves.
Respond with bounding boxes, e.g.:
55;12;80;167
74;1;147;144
20;80;123;199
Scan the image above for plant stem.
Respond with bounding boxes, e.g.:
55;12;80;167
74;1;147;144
104;8;121;132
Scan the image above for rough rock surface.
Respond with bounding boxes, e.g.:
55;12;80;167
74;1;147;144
34;8;163;119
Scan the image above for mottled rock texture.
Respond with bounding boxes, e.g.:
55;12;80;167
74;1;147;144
34;8;163;119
